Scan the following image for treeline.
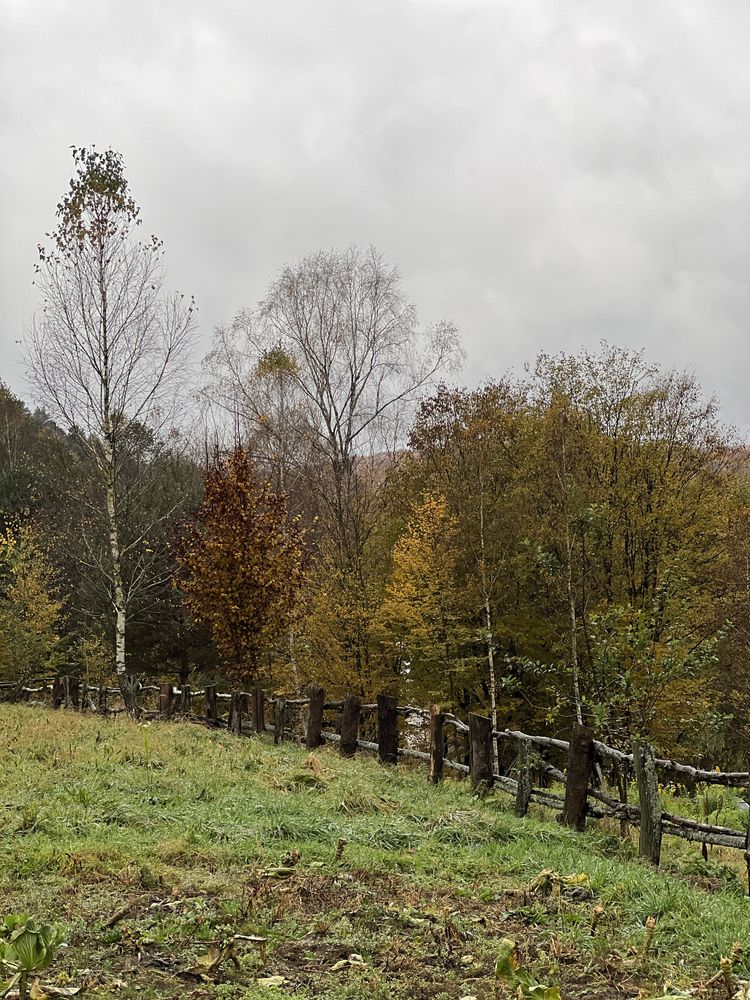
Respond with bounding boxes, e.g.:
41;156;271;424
2;148;749;765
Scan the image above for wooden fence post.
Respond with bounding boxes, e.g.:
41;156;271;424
306;686;325;748
340;694;361;757
63;676;80;710
561;724;594;831
377;694;399;764
229;692;243;736
634;740;662;865
52;677;63;709
468;713;493;790
429;705;444;784
745;759;750;897
204;685;218;726
180;684;192;715
97;683;108;714
159;683;173;719
515;738;533;817
274;697;287;745
251;686;265;734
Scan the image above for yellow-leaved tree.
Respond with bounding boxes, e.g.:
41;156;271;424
0;523;63;685
377;494;469;705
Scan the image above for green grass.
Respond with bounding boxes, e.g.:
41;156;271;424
2;704;750;999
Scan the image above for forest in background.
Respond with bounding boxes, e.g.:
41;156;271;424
2;148;750;767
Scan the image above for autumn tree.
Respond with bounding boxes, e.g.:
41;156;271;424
529;346;731;745
27;147;194;712
0;523;63;685
406;383;534;737
378;494;469;704
176;448;307;689
204;247;460;687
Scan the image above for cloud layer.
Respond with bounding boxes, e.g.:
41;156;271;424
3;1;750;426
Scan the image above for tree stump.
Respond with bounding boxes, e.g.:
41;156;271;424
377;694;399;764
340;694;361;757
561;724;594;831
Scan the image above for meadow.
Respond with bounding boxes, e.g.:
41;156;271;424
2;703;750;999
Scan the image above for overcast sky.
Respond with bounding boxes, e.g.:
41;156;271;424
3;1;750;428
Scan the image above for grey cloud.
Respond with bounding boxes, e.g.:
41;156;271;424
3;0;750;427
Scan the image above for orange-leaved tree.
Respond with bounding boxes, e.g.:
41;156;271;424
176;448;307;688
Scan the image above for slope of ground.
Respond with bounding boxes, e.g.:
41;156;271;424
1;704;750;999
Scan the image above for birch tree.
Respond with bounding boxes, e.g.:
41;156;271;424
27;147;194;713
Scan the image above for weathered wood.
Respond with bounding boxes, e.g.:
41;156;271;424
561;724;594;831
180;684;192;714
497;726;750;788
228;692;243;736
515;738;533;816
64;676;80;709
52;677;63;709
204;685;218;726
80;681;89;712
158;683;174;718
306;685;325;748
377;694;399;764
97;682;108;714
429;705;444;784
634;740;662;865
251;686;265;734
340;694;361;757
468;713;493;790
274;697;287;745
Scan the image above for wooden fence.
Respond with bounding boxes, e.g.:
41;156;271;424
3;677;750;886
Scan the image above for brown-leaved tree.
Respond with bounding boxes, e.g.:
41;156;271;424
176;448;307;689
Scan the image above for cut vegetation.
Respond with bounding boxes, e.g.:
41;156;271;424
3;704;750;999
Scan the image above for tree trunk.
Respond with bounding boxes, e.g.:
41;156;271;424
104;448;137;716
565;519;583;725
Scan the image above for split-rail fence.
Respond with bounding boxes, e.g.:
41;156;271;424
3;676;750;889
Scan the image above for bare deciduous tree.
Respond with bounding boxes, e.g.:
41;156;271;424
26;147;194;713
205;245;461;575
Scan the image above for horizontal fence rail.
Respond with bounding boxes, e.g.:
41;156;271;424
3;677;750;886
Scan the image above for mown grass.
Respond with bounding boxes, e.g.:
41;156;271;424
2;704;750;999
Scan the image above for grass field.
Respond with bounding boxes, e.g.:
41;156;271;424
2;704;750;999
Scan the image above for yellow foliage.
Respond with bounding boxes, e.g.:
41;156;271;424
0;523;63;684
